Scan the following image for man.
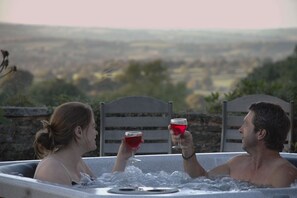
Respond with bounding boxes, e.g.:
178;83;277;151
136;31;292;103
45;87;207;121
170;102;297;187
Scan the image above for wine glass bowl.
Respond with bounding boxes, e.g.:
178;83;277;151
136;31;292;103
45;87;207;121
170;118;187;149
125;131;142;148
125;131;143;163
170;118;187;135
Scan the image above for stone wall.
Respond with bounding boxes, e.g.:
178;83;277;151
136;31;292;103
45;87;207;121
0;107;51;161
176;112;222;153
0;107;295;161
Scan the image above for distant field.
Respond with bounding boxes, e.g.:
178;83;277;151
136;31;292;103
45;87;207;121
1;23;297;96
213;77;234;87
130;42;172;48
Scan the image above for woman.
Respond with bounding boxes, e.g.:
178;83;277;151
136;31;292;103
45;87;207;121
33;102;132;185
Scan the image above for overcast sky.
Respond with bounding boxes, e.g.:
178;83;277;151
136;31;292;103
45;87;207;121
0;0;296;30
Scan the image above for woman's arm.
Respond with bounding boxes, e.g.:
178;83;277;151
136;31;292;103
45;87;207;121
112;140;133;172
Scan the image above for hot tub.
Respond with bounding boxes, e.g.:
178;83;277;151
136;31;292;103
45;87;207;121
0;152;297;198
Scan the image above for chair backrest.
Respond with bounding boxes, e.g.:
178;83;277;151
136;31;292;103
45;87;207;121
220;94;293;152
100;96;173;156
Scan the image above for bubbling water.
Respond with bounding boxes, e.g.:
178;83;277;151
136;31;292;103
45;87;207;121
75;165;267;192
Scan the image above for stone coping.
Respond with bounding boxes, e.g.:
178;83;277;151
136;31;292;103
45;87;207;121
0;107;52;117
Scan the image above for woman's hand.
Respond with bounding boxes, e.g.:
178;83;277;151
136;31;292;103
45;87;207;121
117;139;133;161
112;140;132;172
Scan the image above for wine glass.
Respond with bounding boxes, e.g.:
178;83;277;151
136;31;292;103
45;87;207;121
170;118;187;149
125;131;143;163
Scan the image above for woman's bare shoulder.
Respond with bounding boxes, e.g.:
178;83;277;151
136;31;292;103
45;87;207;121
34;157;70;185
36;157;63;171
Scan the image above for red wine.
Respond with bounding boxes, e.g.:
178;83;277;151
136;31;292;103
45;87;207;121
171;124;187;135
125;135;142;148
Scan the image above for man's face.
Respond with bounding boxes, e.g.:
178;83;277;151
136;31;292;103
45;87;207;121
239;111;258;151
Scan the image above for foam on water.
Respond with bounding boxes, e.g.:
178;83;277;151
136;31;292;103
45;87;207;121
75;165;266;192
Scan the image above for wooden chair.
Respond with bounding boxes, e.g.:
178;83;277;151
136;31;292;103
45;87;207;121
220;94;293;152
100;96;173;156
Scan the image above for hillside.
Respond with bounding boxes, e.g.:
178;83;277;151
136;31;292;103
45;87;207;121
1;23;297;95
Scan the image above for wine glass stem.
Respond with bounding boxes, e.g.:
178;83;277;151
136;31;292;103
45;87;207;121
129;150;141;164
178;137;181;147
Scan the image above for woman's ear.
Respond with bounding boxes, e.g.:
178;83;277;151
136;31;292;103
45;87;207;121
74;126;83;138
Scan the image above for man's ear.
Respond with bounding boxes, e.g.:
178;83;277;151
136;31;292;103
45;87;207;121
74;126;83;138
257;129;267;140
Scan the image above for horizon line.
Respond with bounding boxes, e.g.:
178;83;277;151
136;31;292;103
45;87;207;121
1;21;297;32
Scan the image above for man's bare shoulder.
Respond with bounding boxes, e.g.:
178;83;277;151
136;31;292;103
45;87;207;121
271;158;297;187
228;153;250;163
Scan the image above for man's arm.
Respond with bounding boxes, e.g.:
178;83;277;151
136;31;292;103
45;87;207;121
208;163;230;177
182;146;207;177
179;131;230;178
182;148;230;178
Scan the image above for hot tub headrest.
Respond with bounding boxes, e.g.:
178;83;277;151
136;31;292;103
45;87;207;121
286;156;297;168
0;161;38;178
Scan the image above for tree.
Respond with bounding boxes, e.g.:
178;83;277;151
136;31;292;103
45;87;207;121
72;77;91;92
202;45;297;115
108;60;189;111
224;45;297;115
0;69;34;106
0;69;33;93
29;78;86;106
186;93;207;112
0;50;17;79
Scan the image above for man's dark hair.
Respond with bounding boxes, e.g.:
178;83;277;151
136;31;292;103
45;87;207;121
249;102;290;152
